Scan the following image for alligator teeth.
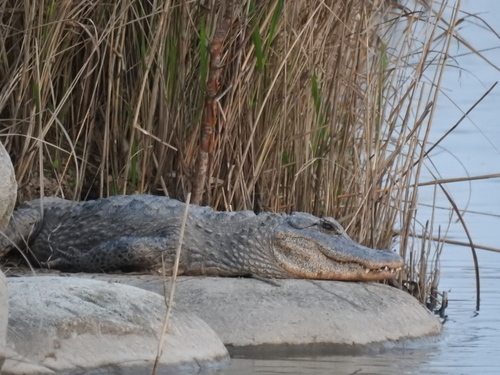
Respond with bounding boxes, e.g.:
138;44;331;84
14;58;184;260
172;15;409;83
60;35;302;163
361;266;403;274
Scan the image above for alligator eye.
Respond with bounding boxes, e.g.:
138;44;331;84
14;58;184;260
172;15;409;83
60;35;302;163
321;222;337;232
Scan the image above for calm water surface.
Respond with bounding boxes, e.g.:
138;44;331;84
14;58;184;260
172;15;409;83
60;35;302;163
222;1;500;374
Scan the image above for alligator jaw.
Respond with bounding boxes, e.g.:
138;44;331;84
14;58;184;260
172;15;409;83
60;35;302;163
274;238;404;281
326;260;403;281
314;236;405;281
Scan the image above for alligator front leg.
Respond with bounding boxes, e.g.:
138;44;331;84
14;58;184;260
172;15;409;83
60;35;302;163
43;236;178;273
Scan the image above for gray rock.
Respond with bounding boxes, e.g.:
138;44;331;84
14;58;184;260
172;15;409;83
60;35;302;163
0;140;16;373
2;349;55;375
80;275;443;351
0;270;6;370
5;276;229;374
0;140;16;231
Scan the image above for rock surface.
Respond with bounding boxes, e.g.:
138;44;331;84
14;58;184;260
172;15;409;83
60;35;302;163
4;277;229;375
0;271;6;371
82;275;443;352
0;140;16;230
0;140;16;372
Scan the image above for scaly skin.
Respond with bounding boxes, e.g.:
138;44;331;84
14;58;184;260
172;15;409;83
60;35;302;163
0;195;403;281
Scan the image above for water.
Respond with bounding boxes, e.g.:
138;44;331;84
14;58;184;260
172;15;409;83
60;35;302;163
222;1;500;373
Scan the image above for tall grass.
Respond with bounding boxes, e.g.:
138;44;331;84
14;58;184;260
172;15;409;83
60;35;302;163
0;0;484;305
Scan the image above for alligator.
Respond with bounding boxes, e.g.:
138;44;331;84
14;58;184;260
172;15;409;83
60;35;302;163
0;195;403;280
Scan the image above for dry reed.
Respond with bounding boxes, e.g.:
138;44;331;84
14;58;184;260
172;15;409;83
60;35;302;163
0;0;494;308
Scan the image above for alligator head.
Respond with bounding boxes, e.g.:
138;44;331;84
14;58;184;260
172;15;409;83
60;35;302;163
272;212;403;281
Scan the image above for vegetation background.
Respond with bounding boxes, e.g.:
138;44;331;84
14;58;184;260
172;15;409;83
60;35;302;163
0;0;467;304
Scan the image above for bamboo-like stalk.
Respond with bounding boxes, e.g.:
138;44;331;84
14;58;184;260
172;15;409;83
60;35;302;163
191;1;234;204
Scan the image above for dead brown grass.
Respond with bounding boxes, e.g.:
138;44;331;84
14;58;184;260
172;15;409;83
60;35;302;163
0;0;489;307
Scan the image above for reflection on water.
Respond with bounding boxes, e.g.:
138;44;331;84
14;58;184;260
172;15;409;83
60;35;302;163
224;352;437;375
221;0;500;373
